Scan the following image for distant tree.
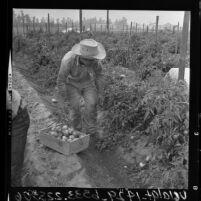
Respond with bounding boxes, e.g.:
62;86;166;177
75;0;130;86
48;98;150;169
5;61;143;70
114;17;128;29
67;17;72;24
17;14;22;24
41;17;46;24
24;14;32;24
56;18;60;23
35;18;39;25
13;10;18;26
50;18;55;26
98;17;105;24
61;17;66;26
20;10;24;18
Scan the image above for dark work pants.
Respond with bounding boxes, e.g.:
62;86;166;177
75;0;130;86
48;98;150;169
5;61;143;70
11;107;30;187
65;83;98;135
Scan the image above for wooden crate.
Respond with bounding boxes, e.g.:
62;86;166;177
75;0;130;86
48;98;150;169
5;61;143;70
39;130;90;156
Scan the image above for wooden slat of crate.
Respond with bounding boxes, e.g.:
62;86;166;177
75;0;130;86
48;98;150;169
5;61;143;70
39;132;90;155
40;133;70;155
69;135;90;155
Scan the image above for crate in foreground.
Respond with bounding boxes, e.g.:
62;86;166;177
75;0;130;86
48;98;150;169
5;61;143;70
39;127;90;155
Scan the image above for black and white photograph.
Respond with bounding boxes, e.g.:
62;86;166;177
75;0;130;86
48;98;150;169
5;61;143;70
10;9;191;189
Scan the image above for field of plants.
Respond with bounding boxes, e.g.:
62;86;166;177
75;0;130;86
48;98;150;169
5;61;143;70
12;29;189;188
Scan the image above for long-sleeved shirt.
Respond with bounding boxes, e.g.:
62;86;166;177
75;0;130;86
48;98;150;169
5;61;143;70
7;89;27;119
57;51;104;99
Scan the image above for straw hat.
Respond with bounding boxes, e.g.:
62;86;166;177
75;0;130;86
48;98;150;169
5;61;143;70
71;39;106;60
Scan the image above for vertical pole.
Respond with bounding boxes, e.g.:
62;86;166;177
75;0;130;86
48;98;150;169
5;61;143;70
130;21;132;36
72;21;74;31
127;25;129;36
26;24;28;34
48;13;50;33
17;23;19;35
123;24;124;33
143;24;144;33
90;23;92;31
178;11;190;81
136;23;138;33
22;14;25;36
66;22;68;33
101;24;102;32
79;9;82;33
40;24;42;32
107;10;109;32
155;16;159;44
172;25;175;34
95;22;96;32
175;22;180;54
147;25;149;33
33;17;35;31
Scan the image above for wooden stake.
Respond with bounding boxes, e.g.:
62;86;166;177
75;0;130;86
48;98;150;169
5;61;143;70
130;21;133;36
26;24;28;33
16;23;19;35
79;10;82;33
22;15;25;35
90;23;92;31
175;22;180;54
178;11;190;81
33;17;35;31
172;25;175;34
66;22;68;33
48;13;50;33
107;10;109;32
155;16;159;44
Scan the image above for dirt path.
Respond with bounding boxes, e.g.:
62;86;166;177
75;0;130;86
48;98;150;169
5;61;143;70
12;65;134;188
13;67;94;187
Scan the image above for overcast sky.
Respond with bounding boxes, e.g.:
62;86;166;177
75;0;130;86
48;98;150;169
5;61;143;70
14;9;185;25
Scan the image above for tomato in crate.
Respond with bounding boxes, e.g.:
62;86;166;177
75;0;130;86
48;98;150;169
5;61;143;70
39;125;90;155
